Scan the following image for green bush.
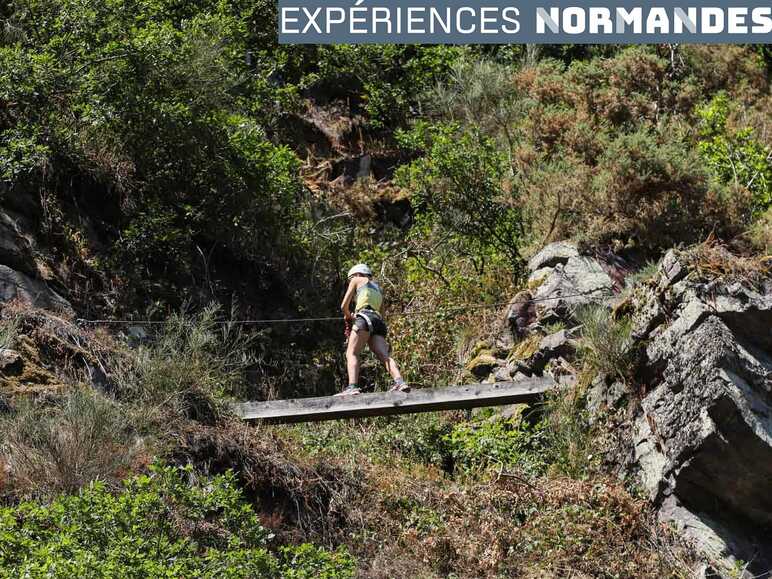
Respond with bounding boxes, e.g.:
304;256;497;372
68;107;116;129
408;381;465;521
278;544;355;579
0;463;354;578
749;207;772;253
290;45;462;129
698;92;772;214
432;57;525;157
421;46;759;251
1;0;305;307
396;123;525;268
296;411;547;478
443;411;546;476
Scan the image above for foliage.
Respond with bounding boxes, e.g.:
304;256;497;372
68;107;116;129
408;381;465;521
293;413;453;469
349;460;694;577
396;122;525;268
432;57;525;158
277;544;355;579
2;11;762;576
576;306;636;382
1;0;305;309
0;389;138;498
419;46;765;251
624;259;660;289
679;240;771;289
294;410;546;478
442;410;546;476
287;45;463;130
0;313;19;350
114;304;255;423
0;463;354;578
542;384;597;479
698;92;772;214
748;207;772;253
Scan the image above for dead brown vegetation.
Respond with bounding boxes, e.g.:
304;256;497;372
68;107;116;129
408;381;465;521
682;237;771;288
0;388;142;498
170;421;364;547
345;463;696;578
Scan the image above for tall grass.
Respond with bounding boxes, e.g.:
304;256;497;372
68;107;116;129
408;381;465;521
576;305;636;382
0;315;19;350
542;383;596;479
114;304;255;424
0;389;139;497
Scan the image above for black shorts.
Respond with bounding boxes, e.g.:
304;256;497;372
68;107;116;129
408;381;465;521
353;310;388;337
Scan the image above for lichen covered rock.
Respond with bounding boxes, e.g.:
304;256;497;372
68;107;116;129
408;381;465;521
624;248;772;574
465;353;500;380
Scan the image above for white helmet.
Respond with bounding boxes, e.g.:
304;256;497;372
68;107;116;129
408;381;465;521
347;263;372;279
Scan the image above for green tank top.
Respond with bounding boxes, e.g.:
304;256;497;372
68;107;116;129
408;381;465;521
355;281;383;314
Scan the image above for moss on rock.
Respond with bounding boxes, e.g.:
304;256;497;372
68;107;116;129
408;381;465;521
465;353;499;380
508;334;541;363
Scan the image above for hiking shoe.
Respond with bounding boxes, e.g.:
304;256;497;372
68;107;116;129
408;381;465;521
334;385;361;396
389;381;410;393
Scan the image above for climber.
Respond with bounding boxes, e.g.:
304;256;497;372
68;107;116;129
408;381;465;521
337;263;409;396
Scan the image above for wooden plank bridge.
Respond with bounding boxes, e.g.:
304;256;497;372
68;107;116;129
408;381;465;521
232;378;556;424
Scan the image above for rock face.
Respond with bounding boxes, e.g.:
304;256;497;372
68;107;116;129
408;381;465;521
476;241;772;575
477;242;628;386
523;242;619;323
0;265;72;314
0;211;36;275
0;208;72;314
628;250;772;574
527;241;580;272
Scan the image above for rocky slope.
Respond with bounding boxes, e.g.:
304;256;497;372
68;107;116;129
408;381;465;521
469;241;772;577
2;189;770;576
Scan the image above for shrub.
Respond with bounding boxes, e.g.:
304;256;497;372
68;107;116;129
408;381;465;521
1;0;306;310
422;47;760;252
293;45;462;129
587;127;729;247
432;57;525;157
396;123;525;268
521;123;736;250
0;313;19;350
698;92;772;215
114;304;254;424
749;207;772;253
0;389;139;498
542;384;597;479
680;240;771;288
0;463;354;578
278;544;356;579
443;412;546;476
297;410;547;479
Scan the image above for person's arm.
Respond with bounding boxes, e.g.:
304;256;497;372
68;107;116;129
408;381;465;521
341;279;357;322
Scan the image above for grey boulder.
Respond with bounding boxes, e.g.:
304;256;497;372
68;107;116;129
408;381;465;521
0;265;72;314
532;256;615;321
527;241;580;272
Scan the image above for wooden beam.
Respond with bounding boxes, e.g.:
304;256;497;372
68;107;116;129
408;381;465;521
232;378;555;423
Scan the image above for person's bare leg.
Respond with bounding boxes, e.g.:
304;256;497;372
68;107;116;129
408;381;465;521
369;335;404;383
346;328;369;387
